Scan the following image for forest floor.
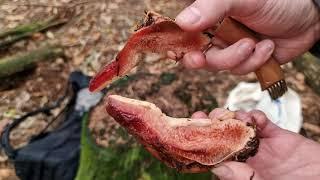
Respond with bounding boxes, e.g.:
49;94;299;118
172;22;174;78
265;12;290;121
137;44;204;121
0;0;319;179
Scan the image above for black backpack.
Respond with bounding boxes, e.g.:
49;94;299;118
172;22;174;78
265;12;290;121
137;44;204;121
0;72;103;180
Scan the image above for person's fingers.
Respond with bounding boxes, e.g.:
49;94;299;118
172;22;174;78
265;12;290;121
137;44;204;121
209;108;229;119
191;111;208;119
181;51;206;69
175;0;227;31
182;39;273;73
211;162;264;180
175;0;262;32
231;39;275;75
205;38;255;71
249;110;282;138
208;108;235;120
181;37;229;70
236;110;282;138
235;110;252;124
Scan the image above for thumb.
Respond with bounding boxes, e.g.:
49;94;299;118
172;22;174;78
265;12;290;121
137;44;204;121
176;0;263;32
211;162;264;180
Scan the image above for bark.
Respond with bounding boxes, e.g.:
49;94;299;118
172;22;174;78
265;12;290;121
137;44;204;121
0;45;64;78
293;52;320;95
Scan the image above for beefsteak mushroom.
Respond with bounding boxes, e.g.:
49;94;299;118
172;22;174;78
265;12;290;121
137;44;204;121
90;11;259;173
106;95;259;173
89;11;211;92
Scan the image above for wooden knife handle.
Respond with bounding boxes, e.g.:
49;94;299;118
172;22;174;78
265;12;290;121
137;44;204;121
214;17;285;90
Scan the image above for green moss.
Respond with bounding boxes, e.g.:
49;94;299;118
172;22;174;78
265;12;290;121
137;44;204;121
197;95;219;113
160;73;176;85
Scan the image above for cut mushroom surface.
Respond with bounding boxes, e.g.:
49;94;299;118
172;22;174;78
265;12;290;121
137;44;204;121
106;95;259;173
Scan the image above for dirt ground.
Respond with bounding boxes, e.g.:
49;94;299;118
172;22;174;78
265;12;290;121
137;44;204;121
0;0;319;179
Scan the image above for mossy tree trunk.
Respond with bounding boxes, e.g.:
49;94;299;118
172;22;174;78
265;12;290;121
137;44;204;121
0;45;64;78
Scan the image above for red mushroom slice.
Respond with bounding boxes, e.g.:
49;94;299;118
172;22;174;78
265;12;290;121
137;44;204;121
89;12;211;92
106;95;259;173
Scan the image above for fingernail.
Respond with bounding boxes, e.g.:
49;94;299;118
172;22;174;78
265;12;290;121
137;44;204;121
176;7;201;24
214;109;229;119
190;56;200;67
211;165;233;179
238;42;253;55
217;109;235;120
262;42;274;55
184;53;200;68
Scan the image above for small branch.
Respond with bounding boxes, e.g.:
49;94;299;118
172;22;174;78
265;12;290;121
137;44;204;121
2;0;100;8
0;45;64;78
0;16;62;38
303;123;320;135
0;16;68;48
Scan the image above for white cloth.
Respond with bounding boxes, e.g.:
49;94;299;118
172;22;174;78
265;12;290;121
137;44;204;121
225;82;303;133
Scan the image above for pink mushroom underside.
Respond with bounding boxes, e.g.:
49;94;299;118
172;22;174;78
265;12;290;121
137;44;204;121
106;95;255;166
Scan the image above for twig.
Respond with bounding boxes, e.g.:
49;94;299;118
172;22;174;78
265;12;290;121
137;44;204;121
1;0;101;8
303;122;320;135
0;16;68;48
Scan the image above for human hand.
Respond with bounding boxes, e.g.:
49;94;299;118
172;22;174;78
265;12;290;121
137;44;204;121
191;109;320;180
176;0;320;75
